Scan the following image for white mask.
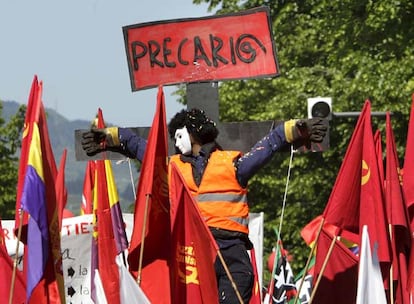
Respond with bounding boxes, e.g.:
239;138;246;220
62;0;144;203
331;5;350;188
174;126;192;155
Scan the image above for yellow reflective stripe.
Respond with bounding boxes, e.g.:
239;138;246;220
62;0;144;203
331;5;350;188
196;193;248;203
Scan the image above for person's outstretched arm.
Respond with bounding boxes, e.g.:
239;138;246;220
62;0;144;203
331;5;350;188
235;118;326;187
81;127;147;162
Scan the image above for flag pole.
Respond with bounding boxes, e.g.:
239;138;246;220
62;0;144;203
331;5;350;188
9;209;24;304
216;249;244;304
293;217;325;304
388;223;394;304
308;234;339;304
136;193;151;285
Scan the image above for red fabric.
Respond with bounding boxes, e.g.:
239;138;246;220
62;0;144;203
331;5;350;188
312;228;359;304
81;161;95;215
374;129;385;193
403;93;414;229
301;215;341;246
323;101;390;261
55;149;68;230
0;244;26;304
358;102;391;270
402;94;414;293
323;101;390;258
385;113;413;303
128;86;171;303
14;76;40;229
169;163;219;304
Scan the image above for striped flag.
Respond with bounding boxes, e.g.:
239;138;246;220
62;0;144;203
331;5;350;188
19;75;65;302
90;108;128;304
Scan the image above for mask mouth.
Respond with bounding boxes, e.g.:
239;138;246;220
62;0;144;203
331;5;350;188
174;126;192;155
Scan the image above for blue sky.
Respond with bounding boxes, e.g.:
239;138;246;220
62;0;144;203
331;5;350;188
0;0;211;126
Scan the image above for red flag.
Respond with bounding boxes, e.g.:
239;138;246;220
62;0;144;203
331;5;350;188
56;149;68;230
312;228;359;304
374;130;385;193
402;94;414;293
403;93;414;230
312;101;391;303
80;161;95;215
0;238;26;304
323;101;390;258
385;112;413;302
128;85;171;303
169;163;219;304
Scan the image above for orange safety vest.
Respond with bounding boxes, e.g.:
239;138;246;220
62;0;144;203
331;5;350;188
169;150;249;234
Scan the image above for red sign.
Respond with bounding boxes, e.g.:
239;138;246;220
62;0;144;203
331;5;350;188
123;6;279;91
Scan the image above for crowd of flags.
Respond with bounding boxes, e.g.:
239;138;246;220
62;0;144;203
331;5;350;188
264;99;414;304
0;75;414;303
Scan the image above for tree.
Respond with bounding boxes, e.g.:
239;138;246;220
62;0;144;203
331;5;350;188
190;0;414;276
0;101;26;219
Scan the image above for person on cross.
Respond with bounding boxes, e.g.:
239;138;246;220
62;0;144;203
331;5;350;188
81;108;327;304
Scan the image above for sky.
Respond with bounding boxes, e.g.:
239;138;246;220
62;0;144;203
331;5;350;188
0;0;211;127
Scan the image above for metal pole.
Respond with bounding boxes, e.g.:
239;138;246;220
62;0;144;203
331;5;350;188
332;111;392;118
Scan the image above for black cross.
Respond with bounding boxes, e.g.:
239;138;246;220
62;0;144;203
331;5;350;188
75;82;275;161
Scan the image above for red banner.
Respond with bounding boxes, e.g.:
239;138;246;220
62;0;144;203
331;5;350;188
123;6;279;91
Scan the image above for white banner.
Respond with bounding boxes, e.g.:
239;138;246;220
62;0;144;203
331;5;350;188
249;212;264;290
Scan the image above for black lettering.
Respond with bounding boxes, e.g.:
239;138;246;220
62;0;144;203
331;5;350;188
236;34;266;63
163;37;176;68
178;38;189;65
131;41;147;71
130;32;266;73
229;37;236;64
210;34;228;67
148;40;164;68
193;36;212;66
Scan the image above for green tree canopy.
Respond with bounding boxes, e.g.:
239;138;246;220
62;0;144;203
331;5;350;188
0;101;26;219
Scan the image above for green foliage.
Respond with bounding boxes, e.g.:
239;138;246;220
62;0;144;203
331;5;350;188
191;0;414;275
0;101;26;219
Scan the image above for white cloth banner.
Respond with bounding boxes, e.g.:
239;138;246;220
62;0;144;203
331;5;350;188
248;212;264;290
